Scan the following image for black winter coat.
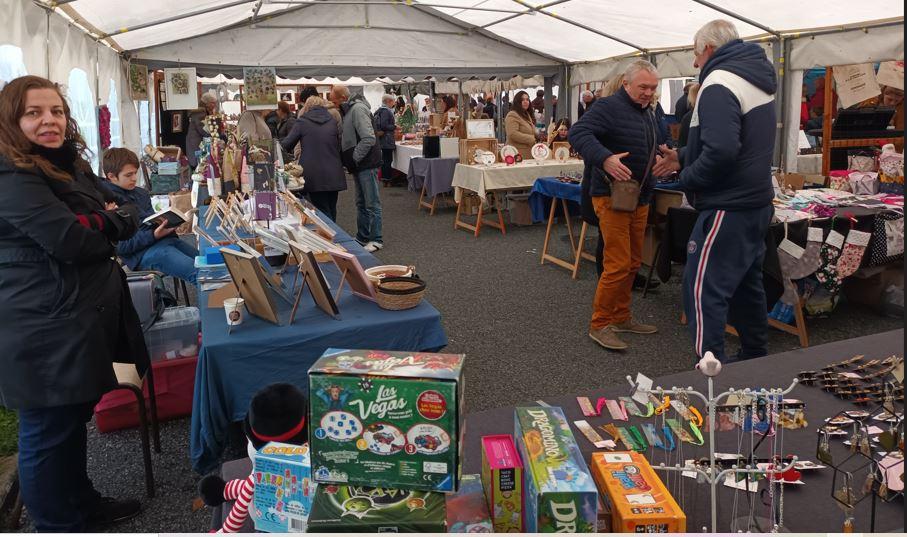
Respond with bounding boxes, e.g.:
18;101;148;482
569;87;666;206
374;107;397;150
0;158;149;410
282;106;348;193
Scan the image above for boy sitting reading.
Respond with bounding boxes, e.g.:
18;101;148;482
101;148;198;284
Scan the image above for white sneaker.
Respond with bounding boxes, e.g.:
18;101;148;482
364;241;383;252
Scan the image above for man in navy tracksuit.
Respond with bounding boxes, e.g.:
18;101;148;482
654;20;776;362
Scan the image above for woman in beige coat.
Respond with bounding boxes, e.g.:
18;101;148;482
505;90;538;158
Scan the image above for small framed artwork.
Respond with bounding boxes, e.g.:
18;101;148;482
171;112;183;133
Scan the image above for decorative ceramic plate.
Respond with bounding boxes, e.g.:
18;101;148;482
480;150;496;166
406;423;451;455
499;145;519;161
554;146;571;163
531;143;551;161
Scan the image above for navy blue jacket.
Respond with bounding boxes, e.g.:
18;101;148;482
569;86;666;205
102;182;170;269
374;106;396;150
679;40;777;210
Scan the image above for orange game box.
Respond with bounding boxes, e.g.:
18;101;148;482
590;451;686;533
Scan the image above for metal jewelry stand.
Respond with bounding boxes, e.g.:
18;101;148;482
626;353;800;532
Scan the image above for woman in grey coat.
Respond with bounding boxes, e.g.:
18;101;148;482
281;96;347;221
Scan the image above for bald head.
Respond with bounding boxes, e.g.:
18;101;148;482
329;85;350;107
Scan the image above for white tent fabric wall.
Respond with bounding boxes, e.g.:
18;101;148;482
3;0;47;76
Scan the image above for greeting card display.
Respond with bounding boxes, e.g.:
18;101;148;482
329;250;376;302
220;247;280;325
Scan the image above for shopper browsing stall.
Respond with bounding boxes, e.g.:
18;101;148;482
281;96;347;222
375;94;397;185
331;85;384;252
505;90;539;159
0;75;146;531
653;19;777;362
569;60;666;351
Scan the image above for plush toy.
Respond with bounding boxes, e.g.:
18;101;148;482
198;383;308;533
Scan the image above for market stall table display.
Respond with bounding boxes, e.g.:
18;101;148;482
394;139;459;174
529;177;594;279
189;207;448;473
407;156;459;215
215;331;903;533
451;160;584;237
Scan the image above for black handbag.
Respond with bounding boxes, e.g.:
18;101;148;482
126;271;177;332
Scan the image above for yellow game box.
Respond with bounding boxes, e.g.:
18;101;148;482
590;451;686;533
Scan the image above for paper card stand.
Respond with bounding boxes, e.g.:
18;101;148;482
329;250;376;302
218;248;280;325
287;242;340;323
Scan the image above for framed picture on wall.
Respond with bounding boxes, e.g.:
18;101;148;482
171;112;183;133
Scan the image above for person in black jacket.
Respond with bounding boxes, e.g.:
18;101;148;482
0;75;146;531
569;60;666;351
676;83;700;148
673;81;694;120
375;94;397;185
654;20;777;362
282;96;348;221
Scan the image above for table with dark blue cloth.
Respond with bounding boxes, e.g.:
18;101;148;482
528;176;582;223
407;156;459;198
190;206;448;473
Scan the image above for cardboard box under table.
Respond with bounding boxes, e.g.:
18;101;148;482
307;485;446;532
308;349;465;492
514;406;598;533
590;451;685;533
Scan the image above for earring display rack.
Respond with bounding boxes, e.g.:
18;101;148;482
626;354;800;533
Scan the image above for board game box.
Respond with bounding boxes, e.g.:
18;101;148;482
446;473;493;533
250;442;316;533
306;485;446;532
481;434;523;532
514;406;598;533
308;349;465;492
590;451;686;533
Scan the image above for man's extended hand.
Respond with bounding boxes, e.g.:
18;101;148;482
653;144;681;176
604;152;632;181
153;220;177;240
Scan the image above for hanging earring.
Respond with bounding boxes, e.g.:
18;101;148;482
818;430;833;465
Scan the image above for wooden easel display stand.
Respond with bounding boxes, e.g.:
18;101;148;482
454;191;506;237
539;197;595;279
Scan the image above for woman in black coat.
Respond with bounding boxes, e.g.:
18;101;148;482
0;76;147;531
281;96;347;221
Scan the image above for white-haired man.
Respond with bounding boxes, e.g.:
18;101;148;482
375;94;398;186
578;90;595;119
569;60;667;351
654;19;777;362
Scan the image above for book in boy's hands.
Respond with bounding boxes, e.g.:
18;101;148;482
142;207;192;228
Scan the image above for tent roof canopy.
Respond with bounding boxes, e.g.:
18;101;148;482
44;0;904;72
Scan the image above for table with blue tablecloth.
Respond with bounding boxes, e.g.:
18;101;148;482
407;156;458;214
190;206;448;473
529;177;594;278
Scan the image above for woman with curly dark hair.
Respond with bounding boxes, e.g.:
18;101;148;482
0;75;147;531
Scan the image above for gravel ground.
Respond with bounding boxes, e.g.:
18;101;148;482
21;178;903;532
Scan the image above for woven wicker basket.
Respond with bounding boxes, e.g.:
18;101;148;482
375;276;426;310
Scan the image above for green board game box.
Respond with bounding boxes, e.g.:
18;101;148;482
514;406;598;533
308;348;465;492
306;485;447;532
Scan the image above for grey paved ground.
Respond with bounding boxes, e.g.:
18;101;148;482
24;178;902;532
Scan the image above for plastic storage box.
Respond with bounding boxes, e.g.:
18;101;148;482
146;306;200;362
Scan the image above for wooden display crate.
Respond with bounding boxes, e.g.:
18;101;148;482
459;138;498;165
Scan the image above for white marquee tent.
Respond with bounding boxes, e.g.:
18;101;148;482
1;0;903;170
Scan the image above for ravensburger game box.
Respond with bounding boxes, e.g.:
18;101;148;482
514;406;598;532
308;349;465;492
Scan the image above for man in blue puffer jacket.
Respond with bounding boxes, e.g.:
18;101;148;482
570;59;667;351
654;19;777;362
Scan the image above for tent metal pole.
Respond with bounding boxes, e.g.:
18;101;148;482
772;37;785;169
98;0;257;38
509;0;648;53
273;1;526;14
478;0;570;29
255;25;468;35
691;0;780;37
44;9;51;77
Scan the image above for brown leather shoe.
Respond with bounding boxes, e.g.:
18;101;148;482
589;326;628;350
611;319;658;334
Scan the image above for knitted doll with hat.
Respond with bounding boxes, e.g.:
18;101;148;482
198;383;308;533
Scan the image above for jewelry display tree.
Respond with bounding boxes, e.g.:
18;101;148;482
626;353;800;532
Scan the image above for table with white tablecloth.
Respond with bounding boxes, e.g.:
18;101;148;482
450;159;585;236
393;138;459;173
